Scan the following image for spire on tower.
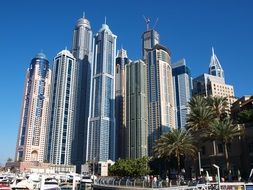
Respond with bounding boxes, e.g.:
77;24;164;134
208;47;224;79
104;16;107;25
82;11;85;18
212;46;215;56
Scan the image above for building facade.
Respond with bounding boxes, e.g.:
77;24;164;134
71;16;93;169
172;59;192;129
193;48;236;105
208;47;224;79
87;23;117;162
46;50;77;165
142;29;159;60
115;48;129;159
16;53;51;162
145;44;176;156
125;59;148;159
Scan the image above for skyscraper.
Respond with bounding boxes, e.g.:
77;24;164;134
208;47;224;79
145;43;176;156
46;49;77;165
172;59;192;129
125;60;148;159
87;22;117;162
142;29;159;60
115;48;129;159
71;16;93;169
16;53;51;162
193;48;236;105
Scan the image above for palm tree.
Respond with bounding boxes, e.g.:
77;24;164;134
207;96;229;120
187;96;215;137
207;118;244;171
154;128;197;173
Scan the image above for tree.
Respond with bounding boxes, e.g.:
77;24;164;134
154;128;197;173
187;96;215;139
109;157;150;177
237;109;253;124
207;96;229;120
207;118;244;171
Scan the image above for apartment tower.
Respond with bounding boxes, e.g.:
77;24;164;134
16;53;51;162
46;50;77;165
86;22;117;162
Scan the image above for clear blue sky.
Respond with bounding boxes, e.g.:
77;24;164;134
0;0;252;165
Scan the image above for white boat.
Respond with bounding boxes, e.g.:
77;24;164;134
44;178;61;190
81;175;92;184
11;179;34;190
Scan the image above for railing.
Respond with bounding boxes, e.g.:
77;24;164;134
94;177;218;189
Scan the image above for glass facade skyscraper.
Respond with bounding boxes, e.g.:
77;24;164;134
46;50;77;165
172;59;192;129
115;48;129;159
87;23;117;162
16;53;51;162
125;60;148;159
71;17;93;169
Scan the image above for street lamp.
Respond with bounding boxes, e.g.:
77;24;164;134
198;151;203;176
213;164;220;190
93;157;95;177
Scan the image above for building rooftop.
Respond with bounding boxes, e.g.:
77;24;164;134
35;52;47;60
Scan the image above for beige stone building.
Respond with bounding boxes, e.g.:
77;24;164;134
15;53;51;163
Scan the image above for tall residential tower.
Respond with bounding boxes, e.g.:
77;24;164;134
46;50;77;165
16;53;51;162
87;23;117;162
115;48;129;159
71;16;93;169
125;60;148;158
146;43;175;155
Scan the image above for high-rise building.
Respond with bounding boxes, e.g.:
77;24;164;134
125;60;148;159
208;47;224;79
46;49;77;165
115;48;129;159
71;16;93;169
172;59;192;129
87;23;117;162
193;48;236;105
16;53;51;162
145;43;176;156
142;29;159;60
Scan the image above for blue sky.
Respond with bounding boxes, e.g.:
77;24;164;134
0;0;252;165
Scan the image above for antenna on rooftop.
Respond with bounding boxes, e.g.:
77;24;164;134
104;16;107;25
143;15;150;31
83;11;85;18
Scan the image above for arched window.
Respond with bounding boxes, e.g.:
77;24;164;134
31;150;38;161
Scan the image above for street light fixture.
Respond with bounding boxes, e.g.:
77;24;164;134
213;164;220;190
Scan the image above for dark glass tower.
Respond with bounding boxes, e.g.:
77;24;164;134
172;59;192;129
71;17;93;170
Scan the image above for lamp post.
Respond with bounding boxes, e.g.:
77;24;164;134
198;151;203;176
213;164;220;190
93;157;95;176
